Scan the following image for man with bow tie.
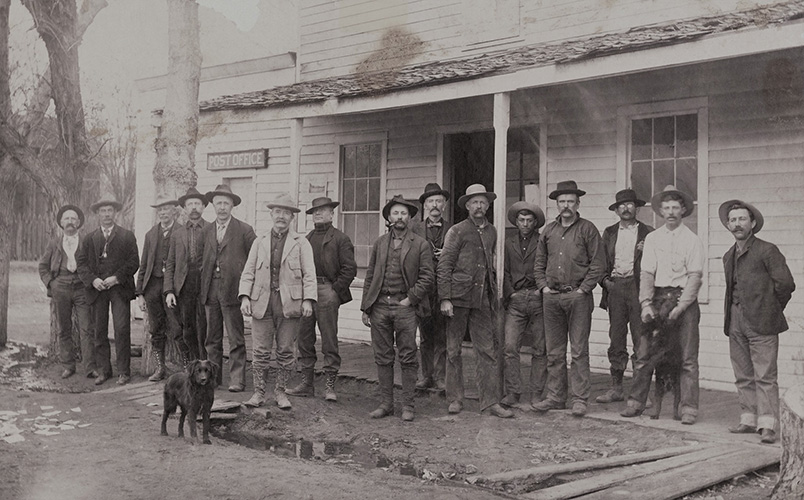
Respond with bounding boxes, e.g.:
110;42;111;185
78;196;139;386
39;205;96;379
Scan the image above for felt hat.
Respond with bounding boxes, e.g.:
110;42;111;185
266;192;300;213
457;184;497;209
305;196;339;214
382;195;418;221
548;180;586;200
90;195;123;213
205;184;241;207
718;199;764;234
178;187;208;207
56;204;85;229
150;195;179;209
507;201;545;228
608;188;646;211
650;185;695;218
418;182;451;204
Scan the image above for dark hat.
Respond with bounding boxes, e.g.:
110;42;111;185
719;199;764;234
418;183;450;205
548;180;586;200
150;195;179;209
650;185;695;218
178;187;208;207
90;195;123;213
56;205;84;229
205;184;242;207
382;195;418;221
608;188;646;211
507;201;545;228
457;184;497;208
266;193;300;213
305;196;339;214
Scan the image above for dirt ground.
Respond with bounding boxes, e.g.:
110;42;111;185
0;262;779;499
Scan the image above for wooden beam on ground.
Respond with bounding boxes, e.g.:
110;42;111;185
480;444;702;483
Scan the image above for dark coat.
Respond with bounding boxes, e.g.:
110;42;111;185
164;220;209;297
136;223;174;295
77;224;139;304
411;217;452;295
599;221;654;310
199;217;256;306
306;225;357;304
437;218;497;310
361;230;434;317
503;231;540;302
723;236;795;336
38;234;89;297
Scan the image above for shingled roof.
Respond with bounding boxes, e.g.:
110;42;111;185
198;1;804;112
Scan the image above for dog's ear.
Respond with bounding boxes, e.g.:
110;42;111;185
208;360;219;380
188;359;200;375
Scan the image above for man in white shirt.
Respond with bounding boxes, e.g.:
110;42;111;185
621;185;704;425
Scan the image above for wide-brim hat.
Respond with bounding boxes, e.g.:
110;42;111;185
266;192;300;213
305;196;339;214
457;184;497;208
150;195;179;209
650;185;695;218
549;180;586;200
56;204;85;229
205;184;241;207
507;201;545;228
719;199;764;234
382;195;418;221
418;182;450;204
608;188;646;211
90;195;123;213
178;187;208;207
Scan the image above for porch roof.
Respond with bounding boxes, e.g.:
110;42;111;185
198;0;804;114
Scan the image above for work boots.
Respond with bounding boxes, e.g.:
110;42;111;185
324;372;337;402
275;369;292;410
285;368;315;397
148;349;167;382
400;365;417;421
369;364;395;418
244;369;266;408
595;371;625;403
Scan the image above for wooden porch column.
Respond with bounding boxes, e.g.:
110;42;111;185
493;92;510;389
289;118;303;204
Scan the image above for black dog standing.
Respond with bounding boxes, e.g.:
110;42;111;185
161;360;218;444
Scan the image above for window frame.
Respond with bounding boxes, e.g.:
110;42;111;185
616;97;709;303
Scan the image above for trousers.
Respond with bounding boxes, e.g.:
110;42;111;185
503;288;546;400
297;282;341;373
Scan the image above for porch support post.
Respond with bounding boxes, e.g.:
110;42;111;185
493;92;510;394
289;118;303;204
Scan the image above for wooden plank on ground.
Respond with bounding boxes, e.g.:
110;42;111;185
481;444;703;483
93;381;154;395
522;445;739;500
576;445;779;500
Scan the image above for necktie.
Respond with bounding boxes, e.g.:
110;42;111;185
101;228;111;258
189;223;197;261
217;224;225;244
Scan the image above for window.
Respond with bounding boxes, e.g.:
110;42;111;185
340;143;382;279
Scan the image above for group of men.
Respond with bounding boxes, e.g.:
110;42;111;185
40;177;795;440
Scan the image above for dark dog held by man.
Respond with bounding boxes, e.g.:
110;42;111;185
643;298;682;420
160;360;218;444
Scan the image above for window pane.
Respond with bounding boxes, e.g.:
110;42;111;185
506;180;520;201
685;213;698;235
354;245;369;268
653;116;674;159
356;144;370;178
342;214;355;241
342;179;355;211
522;152;539;181
507;151;520;178
653;160;674;194
631;118;652;160
636;208;654;228
368;178;380;211
356;214;373;245
367;215;379;241
676;158;697;200
368;144;381;177
676;114;697;158
354;179;368;211
343;146;356;179
631;161;652;201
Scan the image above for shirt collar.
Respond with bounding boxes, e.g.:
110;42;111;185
187;218;203;229
160;222;174;232
618;222;638;232
63;233;79;243
217;217;231;230
660;222;685;235
426;218;443;227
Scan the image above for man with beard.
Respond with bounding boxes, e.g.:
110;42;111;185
286;196;356;402
533;180;604;417
720;200;794;443
200;185;256;391
596;189;653;404
137;195;186;381
410;183;451;391
39;205;96;379
438;184;513;418
622;185;704;425
165;187;210;362
361;196;434;421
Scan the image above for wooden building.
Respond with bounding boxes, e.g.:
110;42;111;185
136;0;804;392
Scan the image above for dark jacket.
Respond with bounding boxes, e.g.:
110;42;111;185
199;217;257;306
361;230;434;317
503;231;540;302
723;236;795;336
306;224;357;304
77;224;139;304
164;220;209;297
437;218;497;310
411;217;452;295
136;223;174;295
38;234;89;297
599;221;654;310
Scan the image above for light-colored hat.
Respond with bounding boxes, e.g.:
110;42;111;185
90;195;123;213
266;193;300;213
719;199;764;234
650;185;695;218
507;201;545;228
457;184;496;208
150;195;179;208
205;184;242;206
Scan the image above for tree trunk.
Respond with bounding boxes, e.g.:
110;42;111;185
772;384;804;498
0;0;12;349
